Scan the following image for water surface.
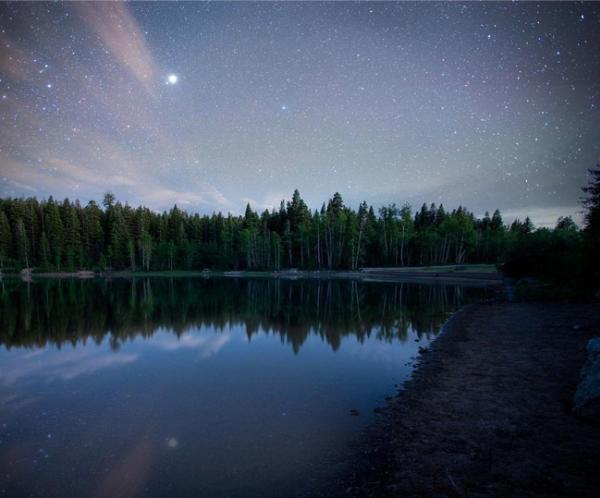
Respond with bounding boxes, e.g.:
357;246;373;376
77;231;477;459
0;277;487;497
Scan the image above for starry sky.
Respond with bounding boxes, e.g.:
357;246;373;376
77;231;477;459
0;2;598;226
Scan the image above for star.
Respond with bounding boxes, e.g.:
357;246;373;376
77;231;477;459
0;1;594;226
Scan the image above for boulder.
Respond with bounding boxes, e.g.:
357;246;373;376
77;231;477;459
574;338;600;422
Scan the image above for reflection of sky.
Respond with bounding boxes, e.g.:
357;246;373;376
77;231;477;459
0;327;235;387
0;347;139;386
343;334;423;367
0;321;425;388
0;322;432;497
149;326;232;358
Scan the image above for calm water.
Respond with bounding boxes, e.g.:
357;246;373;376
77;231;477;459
0;277;487;497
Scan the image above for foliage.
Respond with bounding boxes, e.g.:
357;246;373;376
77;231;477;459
0;189;581;274
502;224;583;284
582;165;600;286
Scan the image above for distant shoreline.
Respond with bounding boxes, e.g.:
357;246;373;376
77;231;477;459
0;266;504;286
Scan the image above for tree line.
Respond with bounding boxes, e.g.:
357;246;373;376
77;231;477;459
0;174;595;281
0;190;512;272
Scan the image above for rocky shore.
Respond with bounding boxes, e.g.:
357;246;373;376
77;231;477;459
340;301;600;497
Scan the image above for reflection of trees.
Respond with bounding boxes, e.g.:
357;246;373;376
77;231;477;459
0;278;488;353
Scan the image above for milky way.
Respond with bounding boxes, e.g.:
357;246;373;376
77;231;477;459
0;2;598;226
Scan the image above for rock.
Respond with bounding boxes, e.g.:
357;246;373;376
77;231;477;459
589;337;600;353
581;338;600;377
574;337;600;421
574;377;600;421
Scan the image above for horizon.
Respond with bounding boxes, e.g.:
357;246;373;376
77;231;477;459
1;2;598;227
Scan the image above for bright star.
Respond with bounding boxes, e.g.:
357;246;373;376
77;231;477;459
167;74;178;85
281;105;287;111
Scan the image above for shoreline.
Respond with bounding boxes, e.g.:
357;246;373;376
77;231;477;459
0;267;504;287
338;300;600;497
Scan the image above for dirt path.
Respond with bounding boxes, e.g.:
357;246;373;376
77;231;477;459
342;302;600;497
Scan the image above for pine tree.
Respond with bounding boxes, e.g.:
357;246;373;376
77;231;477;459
46;198;64;270
15;218;30;269
582;164;600;284
582;165;600;233
0;210;11;270
139;232;152;271
40;232;50;270
84;201;104;263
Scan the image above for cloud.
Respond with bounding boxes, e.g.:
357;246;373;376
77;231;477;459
0;127;232;213
0;32;39;81
241;192;287;213
142;184;232;211
72;2;157;95
500;205;584;228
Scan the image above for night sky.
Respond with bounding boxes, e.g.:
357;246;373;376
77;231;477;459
0;2;598;226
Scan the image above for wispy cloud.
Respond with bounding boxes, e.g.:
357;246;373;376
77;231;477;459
0;32;39;81
241;192;288;213
500;205;584;228
73;2;157;95
0;127;232;212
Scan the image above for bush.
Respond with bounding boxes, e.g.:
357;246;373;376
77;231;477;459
502;228;584;285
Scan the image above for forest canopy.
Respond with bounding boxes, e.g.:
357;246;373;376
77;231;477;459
0;189;584;277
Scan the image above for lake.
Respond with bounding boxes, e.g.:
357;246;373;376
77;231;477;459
0;276;489;497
